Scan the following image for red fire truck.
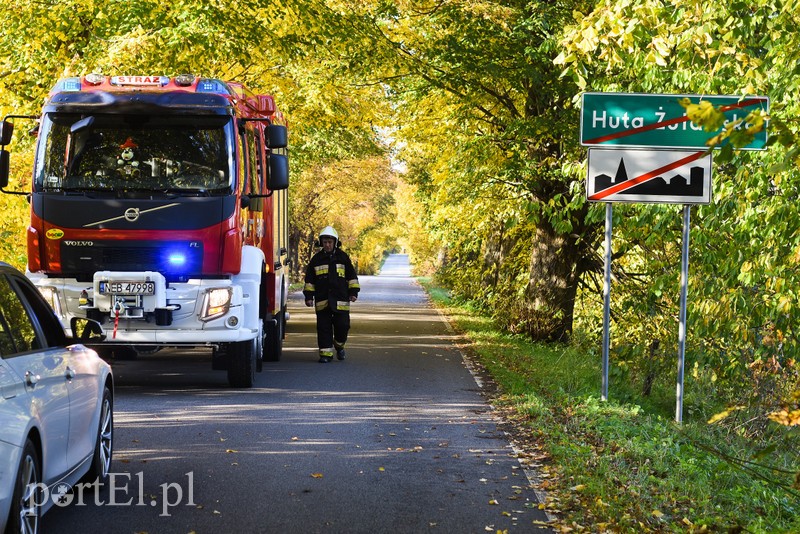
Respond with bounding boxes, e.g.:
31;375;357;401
0;74;290;387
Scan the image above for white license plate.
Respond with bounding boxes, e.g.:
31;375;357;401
99;281;156;295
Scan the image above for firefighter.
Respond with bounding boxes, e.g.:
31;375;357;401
303;226;360;362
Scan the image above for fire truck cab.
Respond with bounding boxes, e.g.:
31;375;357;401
0;74;290;388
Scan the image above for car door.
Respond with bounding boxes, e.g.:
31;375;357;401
60;343;102;469
0;273;71;482
6;275;102;474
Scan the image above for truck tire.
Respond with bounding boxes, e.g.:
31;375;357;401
227;338;256;388
255;321;265;373
263;311;283;362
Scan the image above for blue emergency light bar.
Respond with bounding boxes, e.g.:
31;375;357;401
54;78;82;92
196;79;229;94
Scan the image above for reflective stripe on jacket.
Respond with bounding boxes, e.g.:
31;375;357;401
303;248;360;312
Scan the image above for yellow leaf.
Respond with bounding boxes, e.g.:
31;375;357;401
225;449;238;453
707;405;744;424
652;510;664;518
768;408;800;426
311;473;324;478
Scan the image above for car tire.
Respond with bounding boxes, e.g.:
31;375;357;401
8;438;42;534
83;385;113;486
227;338;256;388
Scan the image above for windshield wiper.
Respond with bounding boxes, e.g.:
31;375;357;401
157;187;211;196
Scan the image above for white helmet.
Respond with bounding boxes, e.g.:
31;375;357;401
319;226;339;245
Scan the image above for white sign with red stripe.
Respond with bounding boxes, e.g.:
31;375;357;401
587;148;712;204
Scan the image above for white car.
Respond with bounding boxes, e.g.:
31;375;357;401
0;262;113;533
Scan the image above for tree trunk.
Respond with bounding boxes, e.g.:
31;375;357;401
524;220;581;342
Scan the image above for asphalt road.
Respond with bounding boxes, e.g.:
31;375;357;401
42;254;550;533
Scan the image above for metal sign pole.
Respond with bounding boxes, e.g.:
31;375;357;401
602;202;613;401
676;205;691;423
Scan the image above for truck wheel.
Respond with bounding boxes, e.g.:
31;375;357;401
227;338;256;388
263;311;283;362
255;322;265;373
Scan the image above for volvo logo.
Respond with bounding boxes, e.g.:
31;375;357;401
124;208;140;222
83;203;180;228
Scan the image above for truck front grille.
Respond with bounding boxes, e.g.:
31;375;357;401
59;240;204;282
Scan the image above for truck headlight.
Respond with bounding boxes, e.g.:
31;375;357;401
38;286;63;316
201;287;232;321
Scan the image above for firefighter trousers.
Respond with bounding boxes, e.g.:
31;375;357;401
315;308;351;357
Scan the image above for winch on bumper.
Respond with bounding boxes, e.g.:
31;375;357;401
90;271;174;325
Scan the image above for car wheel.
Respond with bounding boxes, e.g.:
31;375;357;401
8;438;42;534
84;385;113;485
227;338;256;388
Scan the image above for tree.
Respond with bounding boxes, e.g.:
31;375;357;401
556;0;800;423
347;0;597;340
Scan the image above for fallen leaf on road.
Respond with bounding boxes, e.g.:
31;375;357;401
311;473;324;478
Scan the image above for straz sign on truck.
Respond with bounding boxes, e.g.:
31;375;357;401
0;74;290;388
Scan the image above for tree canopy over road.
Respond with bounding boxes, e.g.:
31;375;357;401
0;0;798;442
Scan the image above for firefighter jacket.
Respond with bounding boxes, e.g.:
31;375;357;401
303;248;360;313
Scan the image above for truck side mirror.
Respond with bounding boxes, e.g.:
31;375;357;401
266;125;287;149
267;154;289;191
0;120;13;145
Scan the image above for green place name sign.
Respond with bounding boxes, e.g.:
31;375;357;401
580;93;769;150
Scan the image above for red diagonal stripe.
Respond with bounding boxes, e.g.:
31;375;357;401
589;151;707;201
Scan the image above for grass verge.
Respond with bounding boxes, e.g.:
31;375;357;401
419;278;800;533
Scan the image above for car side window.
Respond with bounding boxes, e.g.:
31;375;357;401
0;275;42;356
12;278;66;347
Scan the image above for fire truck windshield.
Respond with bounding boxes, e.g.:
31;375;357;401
34;113;235;195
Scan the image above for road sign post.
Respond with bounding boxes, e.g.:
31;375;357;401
601;203;612;402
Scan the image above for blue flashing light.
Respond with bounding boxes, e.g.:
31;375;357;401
196;79;229;94
57;78;82;92
167;252;187;267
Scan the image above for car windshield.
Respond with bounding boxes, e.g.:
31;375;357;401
34;113;235;194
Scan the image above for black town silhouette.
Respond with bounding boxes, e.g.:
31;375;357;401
593;157;704;197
